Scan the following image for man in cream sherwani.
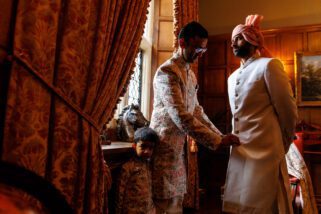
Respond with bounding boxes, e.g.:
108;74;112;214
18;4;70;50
223;15;298;214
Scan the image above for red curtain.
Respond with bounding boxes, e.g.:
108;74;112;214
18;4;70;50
173;0;199;49
0;0;150;213
173;0;200;209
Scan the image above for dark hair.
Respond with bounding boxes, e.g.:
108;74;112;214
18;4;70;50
134;127;159;144
178;21;208;43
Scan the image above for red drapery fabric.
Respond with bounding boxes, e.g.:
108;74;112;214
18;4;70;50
0;0;150;213
173;0;199;49
173;0;200;209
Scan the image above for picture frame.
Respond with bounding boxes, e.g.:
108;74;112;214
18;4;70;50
295;51;321;106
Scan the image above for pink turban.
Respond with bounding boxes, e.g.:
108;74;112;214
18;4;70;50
232;14;272;57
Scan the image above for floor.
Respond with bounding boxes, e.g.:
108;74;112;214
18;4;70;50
184;193;223;214
184;193;308;214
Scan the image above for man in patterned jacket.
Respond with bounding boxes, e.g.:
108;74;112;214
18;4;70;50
150;21;240;213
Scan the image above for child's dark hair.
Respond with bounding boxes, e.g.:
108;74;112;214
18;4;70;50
178;21;208;43
134;127;159;144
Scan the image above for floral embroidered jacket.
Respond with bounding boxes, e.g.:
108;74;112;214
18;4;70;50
150;53;222;199
115;157;154;214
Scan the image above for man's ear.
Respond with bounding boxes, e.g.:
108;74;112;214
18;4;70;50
179;38;185;48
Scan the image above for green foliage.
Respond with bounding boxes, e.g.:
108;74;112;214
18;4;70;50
301;64;321;101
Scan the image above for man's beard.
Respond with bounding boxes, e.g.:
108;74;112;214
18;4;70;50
233;42;252;58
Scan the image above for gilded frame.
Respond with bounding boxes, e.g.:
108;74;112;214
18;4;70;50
295;51;321;106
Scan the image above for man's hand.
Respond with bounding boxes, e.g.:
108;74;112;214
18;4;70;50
220;134;241;147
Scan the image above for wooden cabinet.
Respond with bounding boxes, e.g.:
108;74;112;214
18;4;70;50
304;151;321;212
102;142;133;169
299;132;321;211
102;142;134;213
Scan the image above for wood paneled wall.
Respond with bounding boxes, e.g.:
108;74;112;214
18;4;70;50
198;24;321;210
152;0;174;75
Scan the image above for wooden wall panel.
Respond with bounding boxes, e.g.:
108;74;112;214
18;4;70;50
157;51;172;67
201;97;227;121
307;31;321;51
283;63;295;89
304;108;321;124
264;34;278;58
203;68;226;95
297;108;321;125
206;40;226;66
160;0;173;17
158;21;174;50
201;97;229;133
280;32;304;61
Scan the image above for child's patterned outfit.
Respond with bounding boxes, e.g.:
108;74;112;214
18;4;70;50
115;157;154;214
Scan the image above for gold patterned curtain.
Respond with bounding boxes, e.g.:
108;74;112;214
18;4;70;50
173;0;200;210
0;0;150;213
173;0;199;49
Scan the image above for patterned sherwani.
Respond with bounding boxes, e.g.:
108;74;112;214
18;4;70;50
223;57;298;213
115;157;154;214
150;53;222;199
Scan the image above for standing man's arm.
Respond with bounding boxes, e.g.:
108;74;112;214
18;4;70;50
194;102;222;135
264;59;298;152
155;68;222;150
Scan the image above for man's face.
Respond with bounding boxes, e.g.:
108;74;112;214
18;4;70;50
182;36;208;63
135;140;154;160
231;34;254;58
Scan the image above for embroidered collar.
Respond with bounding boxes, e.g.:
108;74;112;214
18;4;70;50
173;52;190;71
240;55;259;69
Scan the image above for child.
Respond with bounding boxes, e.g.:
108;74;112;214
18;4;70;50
115;127;159;214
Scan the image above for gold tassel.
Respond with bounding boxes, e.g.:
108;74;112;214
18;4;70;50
190;140;198;153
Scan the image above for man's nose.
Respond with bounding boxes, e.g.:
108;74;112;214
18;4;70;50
231;40;236;47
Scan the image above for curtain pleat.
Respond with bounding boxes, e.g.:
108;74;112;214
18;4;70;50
0;0;151;213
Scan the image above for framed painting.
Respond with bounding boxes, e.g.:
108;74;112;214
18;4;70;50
295;51;321;106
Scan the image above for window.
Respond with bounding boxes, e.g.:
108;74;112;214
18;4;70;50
127;49;143;107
